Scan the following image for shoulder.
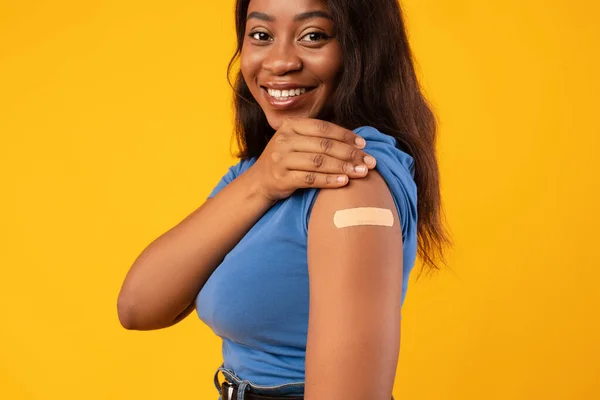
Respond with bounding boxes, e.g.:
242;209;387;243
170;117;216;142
221;156;258;182
232;157;257;175
354;125;415;177
304;126;417;237
207;157;258;199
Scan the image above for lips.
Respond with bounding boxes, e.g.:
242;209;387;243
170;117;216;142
260;85;316;110
266;87;307;99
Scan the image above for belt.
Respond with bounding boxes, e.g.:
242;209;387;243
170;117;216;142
221;381;395;400
221;381;304;400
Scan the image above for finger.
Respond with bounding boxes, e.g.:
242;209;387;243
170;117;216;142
288;170;349;189
283;152;369;178
290;136;377;169
289;118;367;149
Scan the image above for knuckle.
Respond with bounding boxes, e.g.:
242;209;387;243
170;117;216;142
325;174;332;185
342;161;351;173
277;130;287;139
348;147;359;160
304;172;317;185
274;132;288;145
320;138;334;153
343;130;354;144
270;151;283;163
313;154;325;168
316;120;329;134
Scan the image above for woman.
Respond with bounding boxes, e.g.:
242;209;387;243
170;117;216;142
117;0;451;399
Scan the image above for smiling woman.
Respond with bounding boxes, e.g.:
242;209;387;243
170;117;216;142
117;0;451;399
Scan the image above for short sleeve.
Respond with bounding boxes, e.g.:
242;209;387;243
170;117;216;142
207;158;257;199
353;126;417;242
300;188;321;235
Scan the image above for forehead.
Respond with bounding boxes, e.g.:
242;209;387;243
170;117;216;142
247;0;329;16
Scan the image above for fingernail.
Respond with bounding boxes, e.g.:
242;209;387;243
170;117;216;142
355;137;366;148
337;175;347;183
364;156;376;166
355;165;367;174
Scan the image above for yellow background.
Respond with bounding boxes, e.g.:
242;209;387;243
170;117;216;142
1;0;598;399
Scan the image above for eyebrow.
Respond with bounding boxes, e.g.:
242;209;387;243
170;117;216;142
247;10;333;23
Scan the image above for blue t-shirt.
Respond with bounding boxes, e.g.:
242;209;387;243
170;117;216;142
196;126;418;386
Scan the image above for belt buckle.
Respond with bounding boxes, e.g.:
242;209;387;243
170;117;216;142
224;381;234;400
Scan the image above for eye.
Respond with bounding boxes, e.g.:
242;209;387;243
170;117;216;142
249;31;272;41
299;32;330;42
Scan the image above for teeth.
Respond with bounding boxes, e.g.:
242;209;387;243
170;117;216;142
267;87;309;99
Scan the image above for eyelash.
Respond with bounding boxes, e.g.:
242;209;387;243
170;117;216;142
248;31;330;42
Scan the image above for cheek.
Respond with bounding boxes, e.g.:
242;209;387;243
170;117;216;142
240;45;262;84
239;48;251;83
326;48;343;83
307;47;343;86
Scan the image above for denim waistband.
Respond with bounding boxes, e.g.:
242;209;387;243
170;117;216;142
213;362;305;400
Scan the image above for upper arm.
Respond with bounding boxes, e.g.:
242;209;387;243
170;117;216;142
304;170;403;400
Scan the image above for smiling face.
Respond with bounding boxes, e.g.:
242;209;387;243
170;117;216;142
240;0;343;130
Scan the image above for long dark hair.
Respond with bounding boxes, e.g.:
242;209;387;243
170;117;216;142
227;0;452;273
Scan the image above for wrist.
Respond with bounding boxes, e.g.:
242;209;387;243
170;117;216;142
243;164;278;207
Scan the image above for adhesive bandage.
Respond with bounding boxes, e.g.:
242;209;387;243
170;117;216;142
333;207;394;228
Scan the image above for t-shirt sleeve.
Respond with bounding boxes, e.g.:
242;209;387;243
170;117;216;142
207;158;256;199
300;188;321;235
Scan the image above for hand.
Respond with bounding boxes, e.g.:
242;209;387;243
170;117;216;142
251;118;377;202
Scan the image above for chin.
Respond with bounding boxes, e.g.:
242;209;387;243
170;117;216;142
264;111;308;131
265;115;284;131
264;107;330;131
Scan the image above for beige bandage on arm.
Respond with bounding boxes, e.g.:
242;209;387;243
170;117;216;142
333;207;394;228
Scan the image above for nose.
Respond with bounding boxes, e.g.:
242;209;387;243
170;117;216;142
262;41;302;76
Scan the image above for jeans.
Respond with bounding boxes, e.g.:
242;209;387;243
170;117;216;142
214;362;304;399
213;362;395;400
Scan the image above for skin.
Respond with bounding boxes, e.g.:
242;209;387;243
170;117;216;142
241;1;403;399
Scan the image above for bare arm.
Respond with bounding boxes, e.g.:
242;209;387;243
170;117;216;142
117;118;376;331
304;170;403;400
117;165;275;330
